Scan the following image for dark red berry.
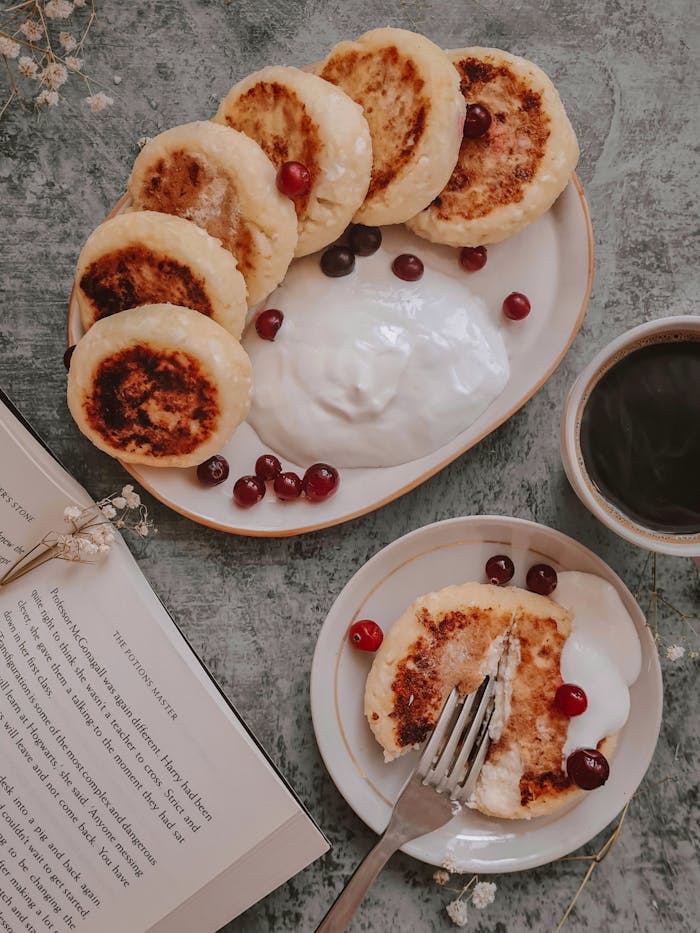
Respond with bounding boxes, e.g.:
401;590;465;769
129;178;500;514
196;454;230;487
233;475;265;508
554;684;588;717
503;292;531;321
321;246;355;277
526;563;558;596
463;103;492;139
256;309;284;341
63;345;76;371
459;246;488;272
391;254;424;282
348;224;382;256
276;161;311;198
485;554;515;585
273;471;303;501
566;748;610;790
302;462;339;502
348;619;384;652
255;454;282;482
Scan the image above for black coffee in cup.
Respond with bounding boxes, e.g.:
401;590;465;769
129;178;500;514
579;336;700;534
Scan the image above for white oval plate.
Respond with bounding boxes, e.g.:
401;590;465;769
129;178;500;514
310;515;662;872
68;179;592;537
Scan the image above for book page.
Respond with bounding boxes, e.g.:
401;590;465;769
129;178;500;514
0;405;326;933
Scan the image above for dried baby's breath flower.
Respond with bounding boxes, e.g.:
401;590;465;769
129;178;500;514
35;89;60;107
121;484;140;508
45;0;74;20
18;56;40;79
41;62;69;89
0;36;20;59
64;55;83;71
442;855;460;874
471;881;496;909
446;899;468;927
433;869;450;886
20;20;44;41
59;31;77;52
137;135;153;149
84;91;113;113
666;644;685;662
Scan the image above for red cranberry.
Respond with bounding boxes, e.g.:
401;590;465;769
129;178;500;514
256;308;284;341
391;254;424;282
566;748;610;790
485;554;515;585
196;455;230;487
321;246;355;277
526;563;558;596
459;246;488;272
276;161;310;198
273;471;303;501
554;684;588;717
233;475;265;508
348;224;382;256
302;462;339;502
63;345;76;371
255;454;282;482
463;103;492;139
503;292;531;321
348;620;384;652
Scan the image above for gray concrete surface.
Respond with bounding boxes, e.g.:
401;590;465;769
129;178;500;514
1;1;698;930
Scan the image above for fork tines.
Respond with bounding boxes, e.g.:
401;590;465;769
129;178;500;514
416;677;496;804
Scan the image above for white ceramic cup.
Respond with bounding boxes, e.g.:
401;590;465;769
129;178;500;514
560;315;700;559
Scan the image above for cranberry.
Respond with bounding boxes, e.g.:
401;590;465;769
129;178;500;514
566;748;610;790
348;620;384;652
276;161;311;198
273;471;303;501
348;224;382;256
485;554;515;586
255;308;284;341
554;684;588;717
196;455;230;487
63;345;76;371
321;246;355;277
391;254;424;282
503;292;531;321
302;462;339;502
526;563;558;596
463;103;492;139
255;454;282;482
233;475;265;508
459;246;488;272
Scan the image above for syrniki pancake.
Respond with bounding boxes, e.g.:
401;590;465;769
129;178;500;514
317;27;465;226
127;121;297;306
406;48;579;246
67;304;252;468
364;582;611;820
214;66;372;257
75;211;248;338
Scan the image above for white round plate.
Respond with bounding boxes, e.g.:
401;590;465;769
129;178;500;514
310;515;662;872
68;179;592;537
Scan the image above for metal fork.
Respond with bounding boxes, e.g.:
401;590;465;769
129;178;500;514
316;674;499;933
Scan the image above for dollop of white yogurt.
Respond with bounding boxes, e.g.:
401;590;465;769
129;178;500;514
553;572;642;765
243;227;509;468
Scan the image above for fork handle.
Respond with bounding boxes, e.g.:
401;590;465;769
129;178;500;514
315;829;405;932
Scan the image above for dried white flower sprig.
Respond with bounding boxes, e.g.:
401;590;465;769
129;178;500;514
0;485;155;588
636;553;699;663
0;1;111;119
433;872;497;927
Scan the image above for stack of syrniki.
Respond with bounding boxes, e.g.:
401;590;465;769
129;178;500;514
67;27;579;469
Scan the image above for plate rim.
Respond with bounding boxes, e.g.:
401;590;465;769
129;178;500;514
309;514;663;872
67;176;593;537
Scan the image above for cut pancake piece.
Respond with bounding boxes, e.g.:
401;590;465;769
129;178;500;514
406;48;579;247
214;66;372;257
127;121;297;306
317;27;465;226
75;211;248;338
364;582;605;820
67;304;252;468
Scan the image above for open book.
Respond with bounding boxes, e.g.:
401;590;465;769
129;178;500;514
0;392;328;933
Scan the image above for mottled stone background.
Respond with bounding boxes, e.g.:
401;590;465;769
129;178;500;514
1;1;698;930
